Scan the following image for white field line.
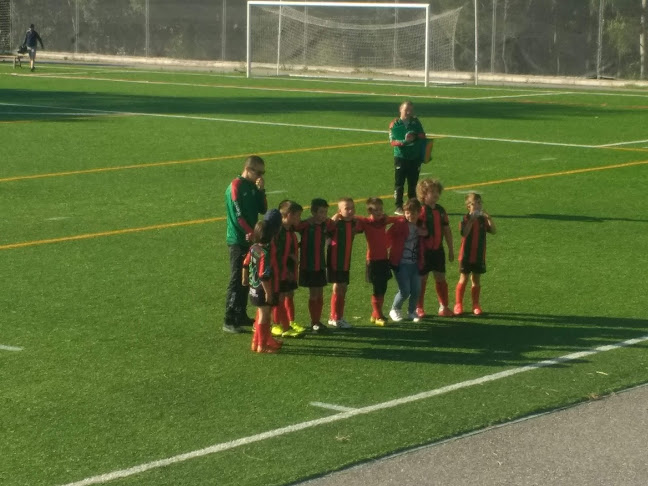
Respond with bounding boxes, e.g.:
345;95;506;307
597;139;648;147
1;101;637;149
0;344;23;352
60;334;648;486
310;402;357;412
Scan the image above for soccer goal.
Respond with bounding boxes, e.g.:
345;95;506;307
246;1;462;86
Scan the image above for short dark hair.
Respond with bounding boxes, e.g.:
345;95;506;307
403;198;422;213
278;200;303;217
310;198;328;213
244;155;265;170
366;197;383;209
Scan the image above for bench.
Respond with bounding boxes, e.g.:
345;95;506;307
0;53;23;68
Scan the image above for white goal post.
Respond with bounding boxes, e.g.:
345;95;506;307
246;1;462;87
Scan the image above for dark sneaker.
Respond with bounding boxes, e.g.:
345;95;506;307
311;322;330;334
394;207;404;216
223;323;244;334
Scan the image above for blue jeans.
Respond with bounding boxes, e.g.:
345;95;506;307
392;263;421;315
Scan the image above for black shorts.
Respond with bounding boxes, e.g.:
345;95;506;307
420;248;446;275
366;260;392;284
279;279;298;293
299;269;327;288
248;285;278;307
460;260;486;275
327;268;350;285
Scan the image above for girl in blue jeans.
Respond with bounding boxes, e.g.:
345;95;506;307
387;198;427;323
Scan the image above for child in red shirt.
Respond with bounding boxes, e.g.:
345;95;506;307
356;197;399;326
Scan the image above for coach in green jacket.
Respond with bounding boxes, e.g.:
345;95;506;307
389;100;426;215
224;155;267;333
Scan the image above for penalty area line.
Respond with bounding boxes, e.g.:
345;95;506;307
59;334;648;486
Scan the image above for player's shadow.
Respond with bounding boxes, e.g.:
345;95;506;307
282;313;648;367
0;87;635;122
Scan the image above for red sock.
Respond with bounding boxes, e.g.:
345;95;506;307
371;296;380;318
330;293;338;321
471;285;481;307
284;296;295;322
272;306;280;325
418;276;428;310
455;281;466;306
435;280;449;307
277;302;290;331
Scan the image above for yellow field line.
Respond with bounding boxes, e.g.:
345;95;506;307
0;141;385;183
1;158;646;252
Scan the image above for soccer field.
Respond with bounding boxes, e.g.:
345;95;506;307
1;64;647;486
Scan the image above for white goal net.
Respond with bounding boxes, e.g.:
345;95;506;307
247;1;462;85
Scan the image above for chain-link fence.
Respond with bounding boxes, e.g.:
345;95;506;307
4;0;647;81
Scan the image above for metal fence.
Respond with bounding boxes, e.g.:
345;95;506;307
4;0;647;81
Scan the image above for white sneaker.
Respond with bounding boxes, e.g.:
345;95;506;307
329;318;352;329
408;312;421;323
394;208;404;216
389;309;403;322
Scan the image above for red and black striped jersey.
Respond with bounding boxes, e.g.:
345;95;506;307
296;220;333;272
273;225;299;281
419;204;449;250
458;214;490;265
327;219;360;272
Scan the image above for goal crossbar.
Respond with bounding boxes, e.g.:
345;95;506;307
246;1;432;86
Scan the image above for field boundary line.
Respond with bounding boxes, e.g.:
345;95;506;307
0;141;385;184
2;101;646;155
2;159;646;252
59;334;648;486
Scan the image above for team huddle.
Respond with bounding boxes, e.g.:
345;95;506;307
225;101;496;353
234;177;496;354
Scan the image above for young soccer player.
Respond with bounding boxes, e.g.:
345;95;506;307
454;192;497;315
416;179;455;317
356;197;399;326
387;198;426;322
327;197;361;329
296;198;334;334
242;210;283;353
271;200;307;338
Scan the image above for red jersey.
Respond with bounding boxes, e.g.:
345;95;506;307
419;204;449;250
243;243;280;293
356;215;399;261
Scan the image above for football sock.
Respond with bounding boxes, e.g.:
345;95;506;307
435;280;449;307
455;281;467;306
330;294;338;321
371;295;384;318
309;296;324;323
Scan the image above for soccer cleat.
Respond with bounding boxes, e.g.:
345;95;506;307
289;321;307;334
453;303;464;315
373;317;387;327
329;318;352;329
438;306;454;317
415;307;426;318
473;305;483;316
394;207;404;216
282;328;306;338
389;309;403;322
256;344;280;353
271;325;284;337
407;312;421;323
311;322;330;334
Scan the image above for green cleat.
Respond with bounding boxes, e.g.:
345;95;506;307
271;325;284;337
289;321;307;334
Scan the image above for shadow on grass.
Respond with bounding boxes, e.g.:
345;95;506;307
0;87;635;123
282;312;648;367
492;213;648;224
